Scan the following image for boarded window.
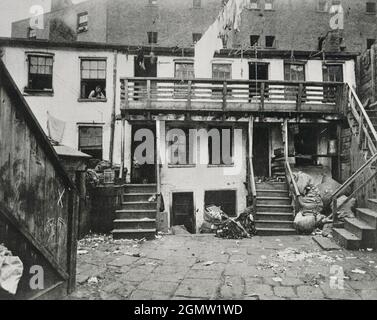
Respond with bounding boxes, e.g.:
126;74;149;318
79;126;103;160
27;55;53;91
205;190;237;217
80;59;107;99
77;12;88;33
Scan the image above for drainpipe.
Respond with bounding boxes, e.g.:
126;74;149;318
109;50;118;166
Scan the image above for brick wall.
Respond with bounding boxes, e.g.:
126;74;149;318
10;0;377;52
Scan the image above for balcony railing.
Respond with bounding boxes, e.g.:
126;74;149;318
120;77;345;115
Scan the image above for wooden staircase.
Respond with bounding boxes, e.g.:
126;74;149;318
254;181;296;236
333;199;377;250
112;184;157;240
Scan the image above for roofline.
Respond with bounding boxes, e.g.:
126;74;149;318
0;59;75;190
0;37;360;60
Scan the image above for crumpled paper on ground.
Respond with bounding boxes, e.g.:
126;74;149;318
0;245;23;295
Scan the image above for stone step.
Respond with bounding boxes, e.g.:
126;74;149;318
113;218;156;230
116;209;157;220
345;218;376;248
123;193;156;202
255;182;288;191
124;184;157;193
255;220;295;229
112;228;156;240
256;189;289;197
332;228;361;250
256;204;293;213
256;196;291;205
255;227;296;236
255;212;294;221
356;207;377;229
121;201;156;210
345;217;375;238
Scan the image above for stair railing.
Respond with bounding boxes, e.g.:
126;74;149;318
248;116;257;212
331;83;377;224
283;119;301;213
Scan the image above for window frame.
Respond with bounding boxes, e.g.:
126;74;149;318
148;0;158;6
193;0;201;8
207;126;235;166
25;53;54;94
265;35;276;48
192;33;202;44
250;35;261;47
367;38;376;49
166;126;196;167
366;2;377;14
79;57;107;102
27;27;37;39
317;0;328;12
212;63;232;80
147;31;158;44
247;0;261;10
204;190;237;217
78;124;104;160
77;11;88;33
264;0;274;11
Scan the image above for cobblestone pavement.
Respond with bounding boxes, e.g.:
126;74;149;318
68;234;377;300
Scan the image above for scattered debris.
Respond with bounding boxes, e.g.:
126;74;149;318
272;277;283;282
351;268;366;275
77;250;89;255
216;207;256;239
0;244;24;295
276;247;335;264
88;276;99;285
203;261;214;266
367;248;373;252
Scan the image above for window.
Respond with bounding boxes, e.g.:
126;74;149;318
265;0;273;10
208;127;234;166
80;59;107;100
212;63;231;80
192;33;202;44
78;126;103;160
193;0;201;8
250;35;260;46
367;38;376;49
317;0;328;12
26;54;53;92
175;62;194;79
147;31;158;44
366;2;376;13
167;127;195;166
284;62;305;99
77;12;88;33
322;63;343;101
247;0;260;9
148;0;158;5
28;27;37;39
265;36;276;48
205;190;237;217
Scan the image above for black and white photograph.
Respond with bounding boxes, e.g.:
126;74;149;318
1;0;377;306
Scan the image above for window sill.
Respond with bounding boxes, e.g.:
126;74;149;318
24;89;54;96
168;164;196;168
207;164;235;168
78;98;108;103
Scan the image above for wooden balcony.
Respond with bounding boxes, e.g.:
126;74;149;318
120;77;345;116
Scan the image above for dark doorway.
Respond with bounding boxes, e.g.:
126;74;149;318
249;62;269;99
131;124;156;184
253;126;270;177
294;127;318;166
172;192;195;233
205;190;237;217
134;56;158;100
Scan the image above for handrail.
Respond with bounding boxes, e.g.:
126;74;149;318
347;84;377;143
283;120;301;211
330;84;377;223
121;77;344;87
248;116;257;212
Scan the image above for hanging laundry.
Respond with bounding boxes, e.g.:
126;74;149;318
47;111;66;144
194;0;248;78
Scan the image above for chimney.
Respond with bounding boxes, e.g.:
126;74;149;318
51;0;73;11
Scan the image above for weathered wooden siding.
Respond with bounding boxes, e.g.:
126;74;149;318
357;45;377;105
0;60;78;299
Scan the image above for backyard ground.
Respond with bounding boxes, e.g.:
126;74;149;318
68;234;377;300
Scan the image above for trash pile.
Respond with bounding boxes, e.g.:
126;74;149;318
0;244;23;295
292;171;355;235
200;206;256;239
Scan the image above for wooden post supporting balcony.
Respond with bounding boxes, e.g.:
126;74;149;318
156;118;162;213
222;81;227;111
147;79;152;109
260;82;265;112
296;83;303;112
